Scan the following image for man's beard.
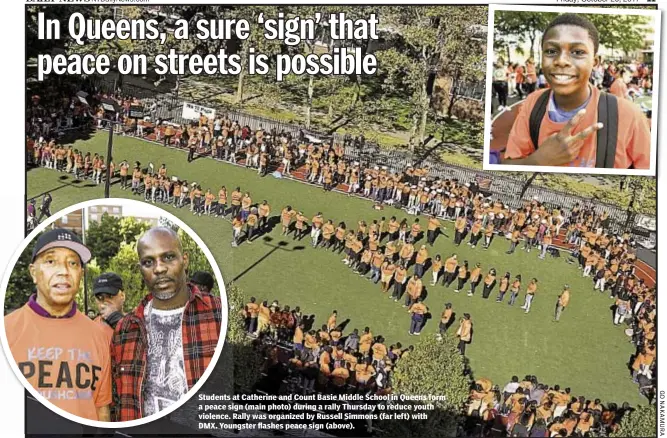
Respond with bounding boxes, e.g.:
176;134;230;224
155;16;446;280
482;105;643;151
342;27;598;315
152;287;179;301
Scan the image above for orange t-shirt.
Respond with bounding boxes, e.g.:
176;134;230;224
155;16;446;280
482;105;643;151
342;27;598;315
93;316;114;344
505;87;650;169
5;305;112;420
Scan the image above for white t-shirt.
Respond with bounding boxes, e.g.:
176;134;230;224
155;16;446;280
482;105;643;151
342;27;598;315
143;303;188;417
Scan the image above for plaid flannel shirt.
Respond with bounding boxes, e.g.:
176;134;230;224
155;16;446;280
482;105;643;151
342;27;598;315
110;284;222;421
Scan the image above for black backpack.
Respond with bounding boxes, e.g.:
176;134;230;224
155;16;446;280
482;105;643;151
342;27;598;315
529;90;618;168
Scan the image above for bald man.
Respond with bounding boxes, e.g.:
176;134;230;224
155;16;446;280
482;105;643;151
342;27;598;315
111;227;223;421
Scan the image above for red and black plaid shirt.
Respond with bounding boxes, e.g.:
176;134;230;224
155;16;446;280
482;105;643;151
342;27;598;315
110;284;223;421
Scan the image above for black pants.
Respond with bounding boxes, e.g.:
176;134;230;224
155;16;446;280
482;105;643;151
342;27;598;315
525;82;536;95
482;283;494;299
493;81;508;107
458;340;468;355
457;278;466;291
470;280;480;295
427;229;437;246
469;232;481;246
37;208;51;223
454;230;464;246
444;272;456;287
188;147;196;162
258;216;268;230
247;225;256;242
121;175;128;188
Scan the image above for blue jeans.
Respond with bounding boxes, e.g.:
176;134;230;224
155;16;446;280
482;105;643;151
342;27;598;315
508;292;517;305
410;314;424;334
370;267;381;283
415;263;424;278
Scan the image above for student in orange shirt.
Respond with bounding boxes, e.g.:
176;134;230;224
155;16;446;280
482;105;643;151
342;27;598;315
507;275;522;306
609;65;630;100
404;274;423;308
495;272;511;303
443;254;458;288
245;297;260;334
392;263;408;302
502;14;650;170
355;357;376;388
430;254;443;286
455;260;469;293
468;263;482;296
521;278;538;313
538;230;553;260
438;303;454;339
555;284;570;322
231;214;244;248
481;268;497;299
456;313;473;355
427;216;442;246
408;297;428;336
280;205;295;236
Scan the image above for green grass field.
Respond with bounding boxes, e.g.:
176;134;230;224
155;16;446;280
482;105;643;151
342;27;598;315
27;132;643;405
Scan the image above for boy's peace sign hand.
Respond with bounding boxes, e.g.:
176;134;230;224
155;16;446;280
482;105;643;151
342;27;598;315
531;109;604;166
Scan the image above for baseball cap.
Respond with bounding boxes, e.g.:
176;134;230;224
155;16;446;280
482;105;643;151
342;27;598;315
190;271;214;291
31;228;91;264
93;272;124;296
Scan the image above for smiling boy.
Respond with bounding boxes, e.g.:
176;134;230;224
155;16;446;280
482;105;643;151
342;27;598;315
503;13;650;169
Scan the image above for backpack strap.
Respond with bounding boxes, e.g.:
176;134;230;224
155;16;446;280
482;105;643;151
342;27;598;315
529;91;551;149
595;92;619;168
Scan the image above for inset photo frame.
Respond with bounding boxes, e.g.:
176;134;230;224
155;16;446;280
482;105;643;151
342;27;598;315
2;198;227;428
484;4;660;176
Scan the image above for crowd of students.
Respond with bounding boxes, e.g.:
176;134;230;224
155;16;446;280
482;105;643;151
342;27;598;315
493;55;653;113
466;375;639;437
241;300;417;396
29;95;656;427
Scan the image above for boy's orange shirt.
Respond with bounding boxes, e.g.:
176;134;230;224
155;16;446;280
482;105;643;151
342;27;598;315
505;87;650;169
5;306;112;421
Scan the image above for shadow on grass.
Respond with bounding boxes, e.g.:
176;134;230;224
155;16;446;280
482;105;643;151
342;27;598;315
231;236;306;283
29;175;100;200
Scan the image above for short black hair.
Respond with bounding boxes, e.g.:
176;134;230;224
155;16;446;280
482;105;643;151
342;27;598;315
542;13;599;54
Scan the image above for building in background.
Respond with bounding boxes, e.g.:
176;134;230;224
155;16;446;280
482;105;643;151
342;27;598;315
52;210;84;236
88;204;123;223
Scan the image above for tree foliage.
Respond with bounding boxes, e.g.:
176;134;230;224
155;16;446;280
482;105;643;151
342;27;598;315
378;334;471;437
106;241;145;311
494;10;651;61
5;238;39;314
377;6;487;149
226;283;264;392
611;405;656;438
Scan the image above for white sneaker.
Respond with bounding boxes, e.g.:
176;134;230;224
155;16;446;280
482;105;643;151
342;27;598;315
498;106;504;112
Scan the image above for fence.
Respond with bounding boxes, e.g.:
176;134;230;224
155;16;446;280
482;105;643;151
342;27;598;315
86;75;653;237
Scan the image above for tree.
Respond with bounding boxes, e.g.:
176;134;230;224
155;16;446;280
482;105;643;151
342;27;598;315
106;241;146;311
611;405;656;438
177;228;220;296
225;283;264;392
585;13;650;59
78;258;101;314
85;213;124;270
493;11;556;61
378;334;471;437
377;6;487;150
5;239;39;314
